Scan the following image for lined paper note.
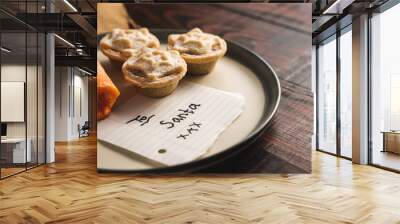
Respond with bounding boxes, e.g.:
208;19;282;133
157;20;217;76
98;82;245;166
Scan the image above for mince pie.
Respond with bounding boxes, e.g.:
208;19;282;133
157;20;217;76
122;48;187;97
168;28;227;75
100;28;160;62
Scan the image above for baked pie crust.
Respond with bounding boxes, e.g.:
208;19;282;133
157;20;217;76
100;28;160;62
168;28;227;75
122;48;187;97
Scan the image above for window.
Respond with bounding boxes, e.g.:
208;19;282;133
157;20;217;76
317;35;337;154
316;25;353;159
370;3;400;171
0;2;46;179
339;27;352;158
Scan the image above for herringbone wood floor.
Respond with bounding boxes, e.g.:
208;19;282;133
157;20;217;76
0;135;400;223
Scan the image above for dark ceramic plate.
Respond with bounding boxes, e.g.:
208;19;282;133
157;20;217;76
97;29;281;173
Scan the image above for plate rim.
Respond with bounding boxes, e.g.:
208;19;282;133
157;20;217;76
96;29;281;173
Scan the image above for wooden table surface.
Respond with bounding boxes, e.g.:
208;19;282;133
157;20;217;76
98;3;313;173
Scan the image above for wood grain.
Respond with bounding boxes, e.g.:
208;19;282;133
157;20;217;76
97;3;131;34
118;3;313;172
1;136;400;223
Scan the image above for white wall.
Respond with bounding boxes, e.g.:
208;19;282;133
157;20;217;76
54;67;89;141
1;65;26;138
72;73;89;138
1;63;46;164
1;65;35;138
55;67;70;141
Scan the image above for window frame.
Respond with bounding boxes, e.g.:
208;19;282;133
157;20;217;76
0;1;47;180
315;24;353;161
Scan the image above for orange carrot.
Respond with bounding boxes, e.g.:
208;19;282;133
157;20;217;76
97;62;120;120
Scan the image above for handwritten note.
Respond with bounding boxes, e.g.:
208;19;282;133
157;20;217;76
98;82;245;166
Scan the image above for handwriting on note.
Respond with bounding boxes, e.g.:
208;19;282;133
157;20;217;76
160;103;201;129
125;103;202;140
126;114;155;126
98;81;245;166
177;122;202;140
